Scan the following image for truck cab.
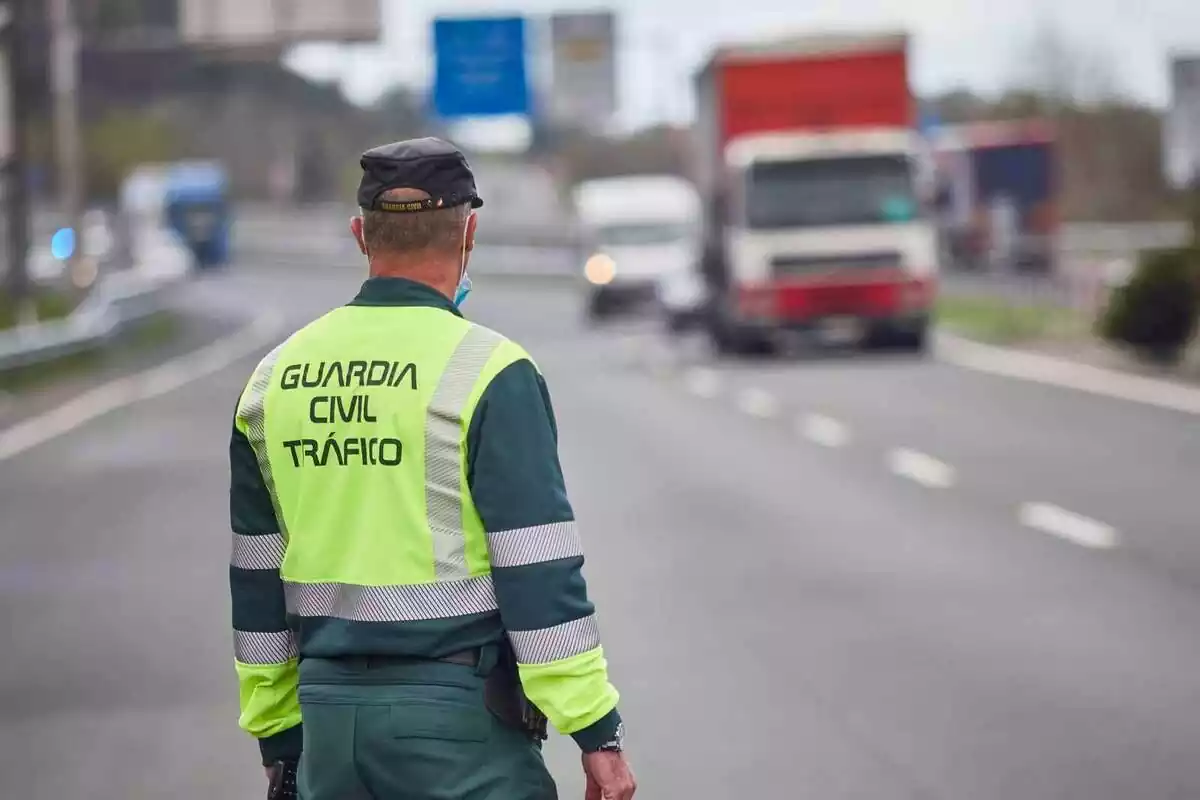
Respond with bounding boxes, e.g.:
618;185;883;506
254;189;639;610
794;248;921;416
163;161;232;270
714;129;936;350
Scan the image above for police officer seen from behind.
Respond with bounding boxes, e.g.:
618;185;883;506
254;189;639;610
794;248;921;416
228;137;635;799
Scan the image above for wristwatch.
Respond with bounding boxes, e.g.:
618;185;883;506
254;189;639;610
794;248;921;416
267;759;299;800
597;721;625;752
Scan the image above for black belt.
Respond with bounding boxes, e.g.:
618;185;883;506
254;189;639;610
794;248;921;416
437;647;482;667
323;647;547;740
335;648;482;669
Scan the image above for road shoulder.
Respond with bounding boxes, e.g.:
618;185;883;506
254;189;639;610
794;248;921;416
936;331;1200;415
0;286;285;458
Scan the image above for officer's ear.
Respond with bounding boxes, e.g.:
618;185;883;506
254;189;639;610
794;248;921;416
465;212;477;253
350;216;368;257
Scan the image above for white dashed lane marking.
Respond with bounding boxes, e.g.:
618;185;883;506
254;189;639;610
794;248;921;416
660;353;1121;558
1019;502;1119;549
683;367;721;398
798;414;849;448
736;387;779;418
888;448;956;489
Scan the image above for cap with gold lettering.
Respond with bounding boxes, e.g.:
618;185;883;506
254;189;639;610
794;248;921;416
357;137;484;213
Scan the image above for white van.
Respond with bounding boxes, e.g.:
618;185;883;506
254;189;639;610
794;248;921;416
572;174;701;321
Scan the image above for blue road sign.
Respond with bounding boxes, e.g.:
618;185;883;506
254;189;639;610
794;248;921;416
432;17;530;119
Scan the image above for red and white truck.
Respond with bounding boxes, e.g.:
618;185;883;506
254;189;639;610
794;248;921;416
691;31;937;353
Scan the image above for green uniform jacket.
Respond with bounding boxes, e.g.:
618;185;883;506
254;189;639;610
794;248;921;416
229;277;622;765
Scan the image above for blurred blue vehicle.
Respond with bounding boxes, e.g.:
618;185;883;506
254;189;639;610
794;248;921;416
163;161;232;269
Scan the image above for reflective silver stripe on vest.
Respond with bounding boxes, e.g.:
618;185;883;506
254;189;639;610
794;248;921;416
425;324;506;581
284;575;498;622
234;630;297;665
486;522;584;569
231;533;286;571
508;614;601;665
238;338;292;536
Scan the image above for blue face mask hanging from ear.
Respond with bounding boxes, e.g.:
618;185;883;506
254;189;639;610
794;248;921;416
454;214;473;308
454;273;472;307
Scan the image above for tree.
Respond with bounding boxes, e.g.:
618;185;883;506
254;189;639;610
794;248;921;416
551;125;691;188
1017;22;1124;110
79;0;178;32
84;111;184;200
372;86;428;134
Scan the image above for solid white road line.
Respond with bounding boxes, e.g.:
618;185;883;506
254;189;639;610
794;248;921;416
0;310;286;462
683;367;721;399
736;387;779;418
1018;502;1119;550
888;448;956;489
799;414;850;448
937;332;1200;416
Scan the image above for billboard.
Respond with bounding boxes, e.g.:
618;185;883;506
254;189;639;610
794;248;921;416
1164;55;1200;190
181;0;382;49
548;11;617;127
432;17;530;119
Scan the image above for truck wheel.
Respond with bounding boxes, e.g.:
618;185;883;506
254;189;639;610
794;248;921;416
711;323;767;357
709;326;736;356
866;317;929;354
708;321;742;356
894;322;929;354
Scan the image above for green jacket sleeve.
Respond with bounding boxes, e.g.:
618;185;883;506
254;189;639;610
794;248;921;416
467;359;622;752
229;414;303;765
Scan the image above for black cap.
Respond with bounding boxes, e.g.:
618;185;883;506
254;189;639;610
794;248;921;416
357;137;484;213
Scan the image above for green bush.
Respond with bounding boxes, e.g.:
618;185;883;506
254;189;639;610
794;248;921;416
0;289;77;330
1099;247;1200;363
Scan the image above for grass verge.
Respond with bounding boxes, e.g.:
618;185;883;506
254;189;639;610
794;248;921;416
0;290;79;330
936;295;1093;345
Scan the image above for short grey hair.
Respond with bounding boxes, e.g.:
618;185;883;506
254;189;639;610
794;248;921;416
361;188;470;255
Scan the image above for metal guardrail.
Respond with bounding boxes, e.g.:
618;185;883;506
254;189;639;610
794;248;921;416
1058;222;1191;257
0;269;183;373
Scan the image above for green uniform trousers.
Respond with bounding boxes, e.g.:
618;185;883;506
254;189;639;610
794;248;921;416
296;656;559;800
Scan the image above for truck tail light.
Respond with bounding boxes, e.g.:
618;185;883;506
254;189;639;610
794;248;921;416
901;279;932;310
738;288;776;318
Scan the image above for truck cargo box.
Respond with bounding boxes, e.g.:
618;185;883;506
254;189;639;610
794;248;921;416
692;32;912;202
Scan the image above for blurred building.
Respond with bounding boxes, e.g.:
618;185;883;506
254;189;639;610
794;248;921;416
17;0;418;203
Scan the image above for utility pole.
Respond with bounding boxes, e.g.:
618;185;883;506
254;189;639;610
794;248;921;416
2;0;31;310
48;0;84;274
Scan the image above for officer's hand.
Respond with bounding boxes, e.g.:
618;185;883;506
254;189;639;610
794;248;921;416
265;759;299;799
582;750;636;800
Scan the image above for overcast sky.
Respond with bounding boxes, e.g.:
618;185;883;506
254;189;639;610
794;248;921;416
285;0;1200;129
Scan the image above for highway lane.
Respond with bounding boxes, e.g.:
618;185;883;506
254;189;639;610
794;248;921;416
614;325;1200;590
2;264;1200;798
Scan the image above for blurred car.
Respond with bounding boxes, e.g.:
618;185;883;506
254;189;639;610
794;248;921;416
572;175;701;321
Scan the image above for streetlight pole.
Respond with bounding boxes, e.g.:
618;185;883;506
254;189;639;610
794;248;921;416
48;0;84;273
2;0;30;311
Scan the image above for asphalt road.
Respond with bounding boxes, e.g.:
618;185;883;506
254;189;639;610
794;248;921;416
2;256;1200;799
